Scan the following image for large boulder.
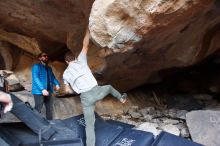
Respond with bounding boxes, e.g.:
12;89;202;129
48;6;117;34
186;110;220;146
89;0;220;90
0;0;94;55
0;0;220;91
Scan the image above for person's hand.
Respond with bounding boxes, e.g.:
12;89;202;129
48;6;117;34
55;85;60;91
64;84;74;94
120;93;127;104
42;89;49;96
120;98;127;104
4;100;13;113
0;91;13;113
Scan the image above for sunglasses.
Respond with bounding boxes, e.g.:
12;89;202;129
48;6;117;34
41;54;48;57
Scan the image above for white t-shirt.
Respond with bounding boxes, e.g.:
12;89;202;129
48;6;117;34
63;51;98;94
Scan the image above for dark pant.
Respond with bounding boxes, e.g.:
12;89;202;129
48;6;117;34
33;94;53;120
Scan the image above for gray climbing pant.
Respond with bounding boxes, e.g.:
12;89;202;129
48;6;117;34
80;85;122;146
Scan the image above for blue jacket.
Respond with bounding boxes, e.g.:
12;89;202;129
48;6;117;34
32;63;60;94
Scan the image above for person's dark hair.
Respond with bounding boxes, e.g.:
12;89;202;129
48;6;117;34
64;51;76;62
38;53;43;59
37;52;48;59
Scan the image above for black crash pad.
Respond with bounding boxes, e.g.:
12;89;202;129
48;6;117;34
0;93;204;146
152;131;204;146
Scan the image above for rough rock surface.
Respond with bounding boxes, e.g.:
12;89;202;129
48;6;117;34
186;110;220;146
0;0;220;91
89;0;220;90
0;0;94;53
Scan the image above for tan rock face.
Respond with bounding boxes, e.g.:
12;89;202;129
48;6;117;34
0;0;220;91
89;0;220;90
0;0;94;54
0;42;13;70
